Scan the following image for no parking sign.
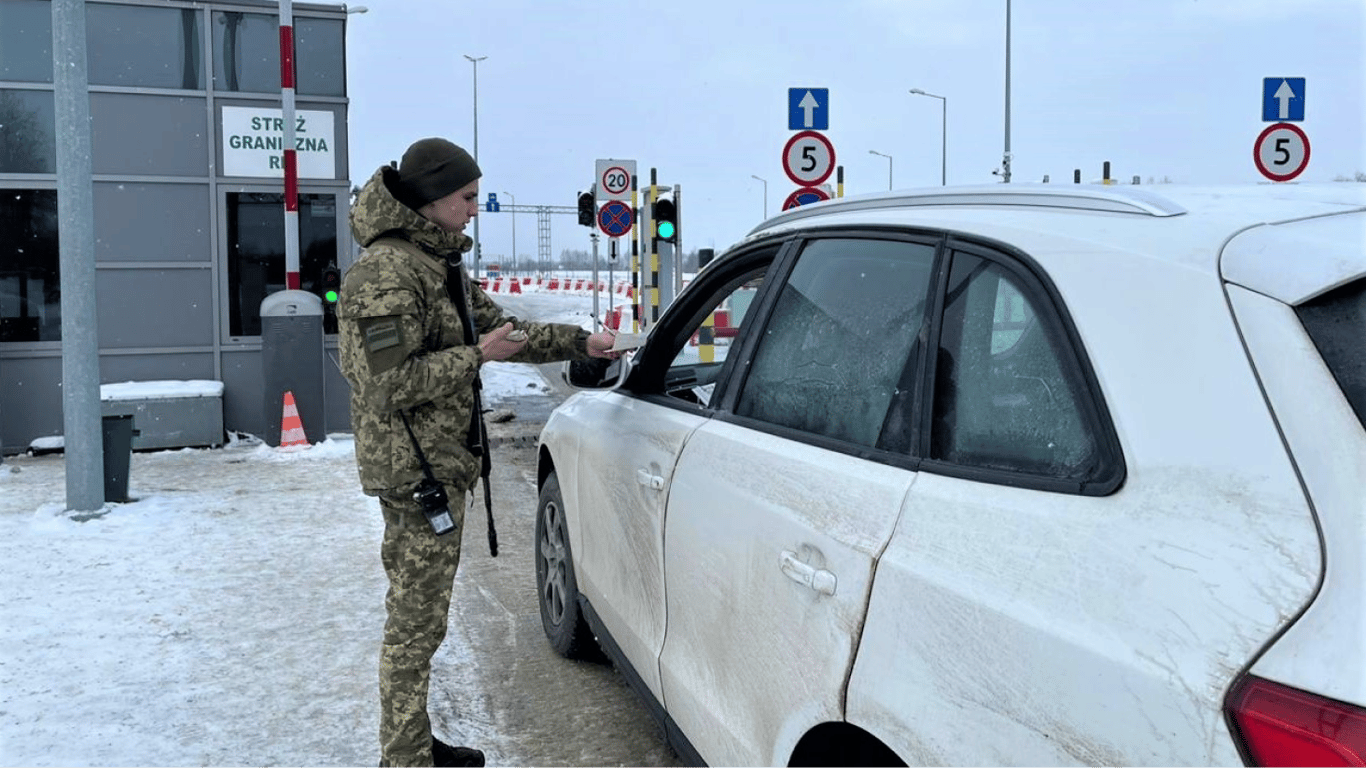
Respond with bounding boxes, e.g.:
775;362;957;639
597;200;633;237
782;186;831;210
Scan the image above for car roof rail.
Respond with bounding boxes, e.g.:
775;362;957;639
750;184;1188;234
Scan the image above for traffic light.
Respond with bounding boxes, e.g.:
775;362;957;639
653;196;677;242
320;264;341;304
577;191;595;227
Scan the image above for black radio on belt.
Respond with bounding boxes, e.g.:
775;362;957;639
413;477;457;536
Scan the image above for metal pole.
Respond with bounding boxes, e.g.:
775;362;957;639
750;174;767;218
941;98;947;185
279;0;300;286
1002;0;1012;183
910;89;948;185
502;190;515;274
464;54;486;276
869;150;893;190
52;0;103;511
591;232;600;330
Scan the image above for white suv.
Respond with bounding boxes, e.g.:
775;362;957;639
533;184;1366;766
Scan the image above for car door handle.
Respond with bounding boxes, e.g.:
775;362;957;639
636;468;664;490
780;550;837;596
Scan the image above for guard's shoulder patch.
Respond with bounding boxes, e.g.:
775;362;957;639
362;317;401;352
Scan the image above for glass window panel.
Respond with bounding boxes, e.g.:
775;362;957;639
664;269;767;407
736;238;935;448
0;0;54;83
0;90;56;173
0;190;61;342
295;18;344;97
87;3;202;89
930;253;1098;478
226;192;337;336
1297;278;1366;430
212;12;344;96
213;11;278;93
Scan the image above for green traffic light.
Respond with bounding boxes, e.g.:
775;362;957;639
324;290;339;303
657;221;675;239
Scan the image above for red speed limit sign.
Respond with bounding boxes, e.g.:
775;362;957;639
1253;122;1311;182
782;130;836;187
595;158;636;202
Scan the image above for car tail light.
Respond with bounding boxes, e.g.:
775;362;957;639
1228;675;1366;766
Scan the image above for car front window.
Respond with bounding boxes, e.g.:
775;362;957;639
734;237;935;448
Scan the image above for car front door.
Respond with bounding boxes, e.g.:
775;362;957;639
566;245;779;702
658;234;939;766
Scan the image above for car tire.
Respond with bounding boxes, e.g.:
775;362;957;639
535;472;599;660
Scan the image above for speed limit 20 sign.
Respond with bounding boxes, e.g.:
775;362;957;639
1253;123;1311;182
595;159;636;202
782;130;836;187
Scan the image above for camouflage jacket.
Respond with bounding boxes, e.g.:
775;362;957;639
338;165;589;498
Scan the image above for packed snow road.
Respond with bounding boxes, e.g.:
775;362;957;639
0;286;681;767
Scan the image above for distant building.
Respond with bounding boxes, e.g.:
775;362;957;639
0;0;355;453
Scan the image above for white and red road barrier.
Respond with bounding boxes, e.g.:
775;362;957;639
479;277;635;298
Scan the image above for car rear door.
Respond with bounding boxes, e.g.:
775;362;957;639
846;239;1320;765
657;234;938;766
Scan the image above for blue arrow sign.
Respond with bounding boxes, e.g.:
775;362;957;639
1263;77;1305;122
789;88;829;131
484;192;499;213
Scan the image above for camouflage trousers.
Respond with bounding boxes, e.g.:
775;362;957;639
377;491;467;767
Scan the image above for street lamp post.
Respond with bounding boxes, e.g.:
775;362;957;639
750;174;767;218
869;150;893;190
502;190;515;274
463;54;487;274
909;88;947;185
1002;0;1012;183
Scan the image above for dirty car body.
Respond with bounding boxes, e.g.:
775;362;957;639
533;184;1366;766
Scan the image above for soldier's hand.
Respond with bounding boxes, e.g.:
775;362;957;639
478;323;527;362
586;331;619;360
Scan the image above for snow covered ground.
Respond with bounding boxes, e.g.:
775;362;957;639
0;289;667;767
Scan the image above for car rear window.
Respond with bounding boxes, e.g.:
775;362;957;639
1296;278;1366;430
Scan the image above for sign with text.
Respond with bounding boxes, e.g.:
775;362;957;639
1253;122;1310;182
221;106;337;179
595;159;636;202
782;130;836;186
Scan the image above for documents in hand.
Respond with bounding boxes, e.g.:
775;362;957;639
610;332;647;352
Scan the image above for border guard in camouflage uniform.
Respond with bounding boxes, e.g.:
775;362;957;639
338;137;617;767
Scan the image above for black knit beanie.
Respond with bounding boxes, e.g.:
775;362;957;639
396;138;481;209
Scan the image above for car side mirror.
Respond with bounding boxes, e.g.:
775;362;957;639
562;354;631;391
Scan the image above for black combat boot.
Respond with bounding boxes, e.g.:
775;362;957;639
431;737;485;767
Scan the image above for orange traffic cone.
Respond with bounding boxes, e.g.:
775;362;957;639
279;390;309;449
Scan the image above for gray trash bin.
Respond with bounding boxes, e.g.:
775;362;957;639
101;414;137;502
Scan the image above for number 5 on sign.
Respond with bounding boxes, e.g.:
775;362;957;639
783;130;836;187
1254;122;1310;182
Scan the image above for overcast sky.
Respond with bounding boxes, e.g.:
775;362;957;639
341;0;1366;263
